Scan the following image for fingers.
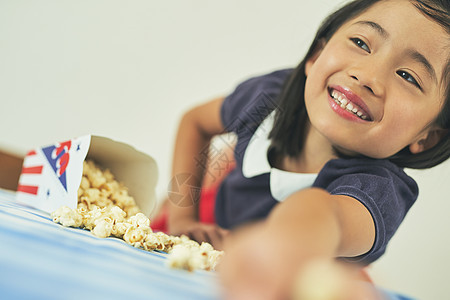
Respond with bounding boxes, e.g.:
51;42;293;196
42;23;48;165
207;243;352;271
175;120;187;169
207;227;229;250
187;227;208;244
183;223;229;250
292;259;384;300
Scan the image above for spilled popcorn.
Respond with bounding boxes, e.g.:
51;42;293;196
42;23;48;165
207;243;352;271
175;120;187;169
168;237;224;271
51;160;223;272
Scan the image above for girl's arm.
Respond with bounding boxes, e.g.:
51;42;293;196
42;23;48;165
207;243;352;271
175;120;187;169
167;97;228;247
220;187;376;299
268;187;375;258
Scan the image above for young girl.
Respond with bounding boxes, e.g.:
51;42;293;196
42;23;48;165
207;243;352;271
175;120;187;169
167;0;449;298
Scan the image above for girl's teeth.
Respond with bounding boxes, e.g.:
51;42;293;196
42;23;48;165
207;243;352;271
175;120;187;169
346;103;353;111
331;89;368;120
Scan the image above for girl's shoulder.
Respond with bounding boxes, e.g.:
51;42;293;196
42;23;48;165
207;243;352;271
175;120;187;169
233;69;294;93
315;157;419;265
221;69;293;129
314;157;419;202
318;157;417;185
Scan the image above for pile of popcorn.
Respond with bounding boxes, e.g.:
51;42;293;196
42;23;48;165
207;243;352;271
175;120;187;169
77;160;140;217
51;160;223;272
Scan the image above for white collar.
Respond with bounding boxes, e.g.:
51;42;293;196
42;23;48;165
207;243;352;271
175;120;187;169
242;111;275;178
242;111;318;201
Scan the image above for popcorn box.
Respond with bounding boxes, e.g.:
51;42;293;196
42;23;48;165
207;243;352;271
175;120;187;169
16;135;158;216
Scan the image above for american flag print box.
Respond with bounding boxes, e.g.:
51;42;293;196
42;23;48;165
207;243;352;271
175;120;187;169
16;135;158;216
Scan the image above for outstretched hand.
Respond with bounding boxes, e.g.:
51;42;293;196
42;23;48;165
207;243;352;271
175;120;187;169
218;222;384;300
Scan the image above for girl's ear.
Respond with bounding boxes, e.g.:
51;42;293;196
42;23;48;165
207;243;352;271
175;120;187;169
305;39;326;76
409;127;448;154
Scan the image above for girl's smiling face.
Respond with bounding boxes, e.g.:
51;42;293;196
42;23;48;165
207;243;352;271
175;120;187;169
304;0;449;159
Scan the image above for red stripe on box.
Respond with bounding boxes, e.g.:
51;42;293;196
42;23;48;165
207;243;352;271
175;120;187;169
21;165;43;174
17;185;39;195
26;150;37;156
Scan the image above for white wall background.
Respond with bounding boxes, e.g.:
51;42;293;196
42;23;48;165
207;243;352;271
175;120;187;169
0;0;448;298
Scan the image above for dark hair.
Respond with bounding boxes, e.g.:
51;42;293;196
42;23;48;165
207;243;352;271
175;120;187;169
269;0;450;169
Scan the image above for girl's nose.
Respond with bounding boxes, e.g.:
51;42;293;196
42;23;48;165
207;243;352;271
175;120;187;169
350;75;374;94
348;64;386;98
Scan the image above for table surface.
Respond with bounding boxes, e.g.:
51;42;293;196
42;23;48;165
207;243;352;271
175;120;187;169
0;189;221;300
0;189;417;300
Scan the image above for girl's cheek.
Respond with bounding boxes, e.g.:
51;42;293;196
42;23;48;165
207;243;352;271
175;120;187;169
324;47;346;70
312;51;342;78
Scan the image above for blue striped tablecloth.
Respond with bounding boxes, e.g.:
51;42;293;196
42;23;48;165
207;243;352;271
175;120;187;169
0;189;416;300
0;189;221;300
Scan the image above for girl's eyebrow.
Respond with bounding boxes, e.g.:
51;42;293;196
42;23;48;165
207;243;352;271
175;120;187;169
406;49;437;82
353;20;389;39
353;20;437;83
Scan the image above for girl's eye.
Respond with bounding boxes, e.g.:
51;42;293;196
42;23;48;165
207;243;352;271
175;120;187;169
350;37;370;53
396;70;422;90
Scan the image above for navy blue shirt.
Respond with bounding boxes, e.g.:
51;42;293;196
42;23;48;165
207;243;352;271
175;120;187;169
216;69;418;265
